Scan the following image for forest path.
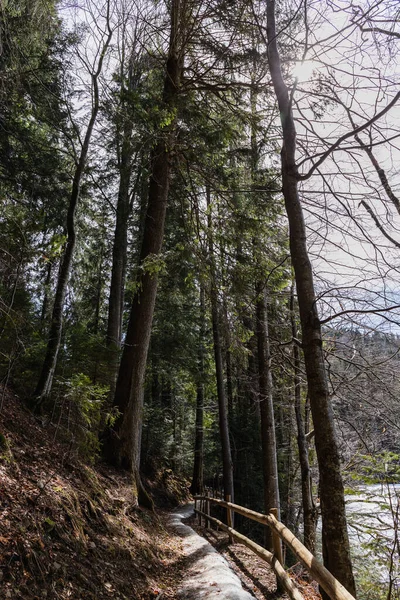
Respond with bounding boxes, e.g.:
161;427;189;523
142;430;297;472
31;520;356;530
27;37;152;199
169;504;256;599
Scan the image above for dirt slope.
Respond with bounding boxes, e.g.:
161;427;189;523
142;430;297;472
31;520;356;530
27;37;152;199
0;387;187;600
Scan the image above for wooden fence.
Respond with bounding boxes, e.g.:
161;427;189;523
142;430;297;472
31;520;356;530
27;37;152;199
194;495;356;600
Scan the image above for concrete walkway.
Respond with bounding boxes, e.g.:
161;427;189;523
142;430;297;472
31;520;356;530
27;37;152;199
170;504;255;600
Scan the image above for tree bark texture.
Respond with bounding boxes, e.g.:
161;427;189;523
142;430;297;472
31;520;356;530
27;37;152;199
103;0;185;505
256;283;280;551
190;285;205;496
290;285;317;554
266;1;356;595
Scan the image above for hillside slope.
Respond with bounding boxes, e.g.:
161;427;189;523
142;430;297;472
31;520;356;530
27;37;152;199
0;387;188;599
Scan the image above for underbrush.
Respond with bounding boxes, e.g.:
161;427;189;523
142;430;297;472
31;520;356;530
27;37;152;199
0;387;186;599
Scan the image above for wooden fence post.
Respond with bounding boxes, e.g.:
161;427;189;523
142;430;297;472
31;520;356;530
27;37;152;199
226;494;234;544
270;508;283;565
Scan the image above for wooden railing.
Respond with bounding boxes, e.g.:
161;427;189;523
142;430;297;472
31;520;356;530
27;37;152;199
194;495;356;600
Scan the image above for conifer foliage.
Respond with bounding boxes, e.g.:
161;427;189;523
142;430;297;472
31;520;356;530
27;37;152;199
1;1;400;597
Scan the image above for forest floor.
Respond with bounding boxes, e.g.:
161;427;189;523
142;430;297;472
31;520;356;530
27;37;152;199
0;386;190;599
0;387;321;600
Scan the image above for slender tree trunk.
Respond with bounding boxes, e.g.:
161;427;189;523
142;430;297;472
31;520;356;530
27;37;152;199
103;0;185;507
33;15;113;406
284;403;296;532
106;54;141;354
223;297;234;419
93;239;105;337
40;260;53;330
33;177;79;403
266;1;356;595
256;282;280;550
242;314;259;417
106;115;134;399
219;237;234;420
106;120;133;349
212;303;234;506
290;284;317;554
92;240;105;384
190;284;205;496
207;189;234;508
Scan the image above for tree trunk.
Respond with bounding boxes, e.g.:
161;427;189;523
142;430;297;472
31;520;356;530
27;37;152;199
106;120;133;349
256;282;280;551
40;260;53;330
207;189;234;508
103;0;184;507
33;16;113;406
266;1;356;595
106;52;141;354
223;297;234;419
93;239;105;337
190;284;205;496
220;238;234;420
212;303;234;507
290;284;317;554
92;239;105;384
106;113;134;400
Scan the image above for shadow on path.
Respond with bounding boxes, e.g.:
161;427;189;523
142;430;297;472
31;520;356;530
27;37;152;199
226;547;282;600
170;504;256;600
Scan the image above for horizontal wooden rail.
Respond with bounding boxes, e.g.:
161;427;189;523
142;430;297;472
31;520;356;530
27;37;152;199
196;508;304;600
194;496;356;600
